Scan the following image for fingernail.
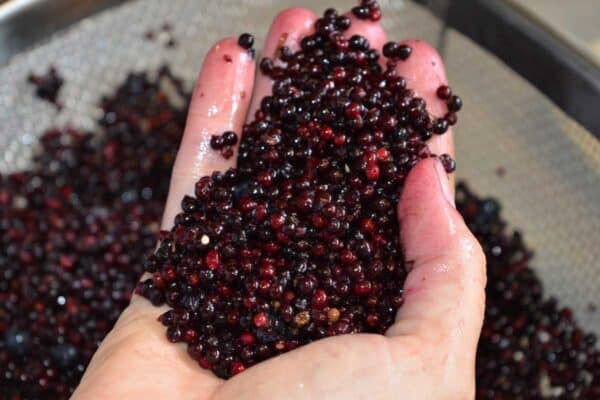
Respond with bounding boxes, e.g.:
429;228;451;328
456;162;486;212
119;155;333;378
434;159;455;208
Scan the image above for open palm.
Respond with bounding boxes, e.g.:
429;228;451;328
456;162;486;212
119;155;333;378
72;7;485;400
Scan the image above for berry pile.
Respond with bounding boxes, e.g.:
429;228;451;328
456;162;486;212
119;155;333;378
137;7;459;379
458;184;600;399
1;67;188;399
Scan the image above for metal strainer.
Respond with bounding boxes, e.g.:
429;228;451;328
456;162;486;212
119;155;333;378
0;0;598;339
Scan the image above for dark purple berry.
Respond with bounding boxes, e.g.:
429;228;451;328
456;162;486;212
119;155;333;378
397;44;412;60
222;131;238;146
382;42;399;58
436;85;452;100
447;95;463;112
238;33;254;50
432;118;449;134
210;135;225;150
439;154;456;173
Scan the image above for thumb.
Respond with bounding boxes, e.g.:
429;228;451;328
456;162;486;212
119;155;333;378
387;158;486;355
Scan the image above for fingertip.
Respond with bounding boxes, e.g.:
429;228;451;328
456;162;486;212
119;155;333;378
394;39;448;118
272;7;318;32
163;36;256;229
192;36;256;100
247;8;317;119
212;36;255;63
265;7;318;56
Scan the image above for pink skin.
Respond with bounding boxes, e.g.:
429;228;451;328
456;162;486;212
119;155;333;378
72;8;485;400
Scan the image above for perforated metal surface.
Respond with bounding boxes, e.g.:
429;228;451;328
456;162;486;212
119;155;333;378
0;0;598;333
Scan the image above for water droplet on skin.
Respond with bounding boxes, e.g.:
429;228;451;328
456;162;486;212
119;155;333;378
207;105;218;117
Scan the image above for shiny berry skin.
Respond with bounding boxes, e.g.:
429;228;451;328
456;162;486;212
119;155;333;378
238;33;254;49
436;85;452;100
351;6;370;19
447;95;463;112
397;45;412;60
239;332;256;346
376;147;390;161
222;131;238;146
210;135;224;149
439;154;456;173
383;42;399;58
312;289;328;309
231;362;246;375
369;7;382;21
432;118;449;134
253;312;268;328
205;251;221;270
366;163;380;180
445;112;458;126
354;280;373;296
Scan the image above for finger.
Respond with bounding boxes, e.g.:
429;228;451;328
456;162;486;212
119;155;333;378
247;8;317;119
392;40;455;165
386;158;486;367
162;37;255;227
137;38;255;307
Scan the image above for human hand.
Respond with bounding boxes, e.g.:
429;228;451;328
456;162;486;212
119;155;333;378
72;7;485;400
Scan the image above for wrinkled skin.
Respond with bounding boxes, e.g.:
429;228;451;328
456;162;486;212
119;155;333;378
72;7;486;400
